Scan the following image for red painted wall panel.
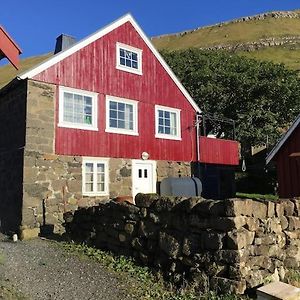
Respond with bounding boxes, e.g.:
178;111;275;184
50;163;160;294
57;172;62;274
275;126;300;198
33;21;197;162
199;137;239;166
32;21;238;165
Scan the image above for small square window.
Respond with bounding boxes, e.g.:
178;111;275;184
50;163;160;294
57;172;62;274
155;105;181;140
116;43;142;75
58;86;98;131
82;158;109;196
106;95;138;136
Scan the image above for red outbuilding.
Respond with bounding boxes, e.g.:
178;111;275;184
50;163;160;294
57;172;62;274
266;114;300;198
0;26;22;69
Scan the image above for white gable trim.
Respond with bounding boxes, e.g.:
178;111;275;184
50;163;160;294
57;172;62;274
266;114;300;164
18;14;201;113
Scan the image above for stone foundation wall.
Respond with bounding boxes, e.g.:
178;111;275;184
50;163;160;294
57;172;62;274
65;196;300;295
0;81;27;233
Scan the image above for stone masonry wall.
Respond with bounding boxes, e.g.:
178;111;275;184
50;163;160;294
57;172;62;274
65;196;300;295
0;80;27;233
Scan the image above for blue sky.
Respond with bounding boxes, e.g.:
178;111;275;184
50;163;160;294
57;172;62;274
1;0;300;59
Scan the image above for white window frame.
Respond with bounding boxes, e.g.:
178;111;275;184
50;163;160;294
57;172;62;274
105;95;139;136
116;42;142;75
155;105;181;140
82;157;109;196
58;86;98;131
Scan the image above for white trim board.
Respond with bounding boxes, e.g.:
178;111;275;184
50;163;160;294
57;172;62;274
266;114;300;164
18;14;201;113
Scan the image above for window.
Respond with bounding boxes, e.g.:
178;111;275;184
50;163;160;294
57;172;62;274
82;158;109;196
58;86;98;131
155;105;181;140
105;95;138;135
116;43;142;75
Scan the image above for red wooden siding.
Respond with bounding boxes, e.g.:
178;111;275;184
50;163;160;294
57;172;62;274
199;137;239;166
0;26;21;69
275;126;300;198
33;21;197;162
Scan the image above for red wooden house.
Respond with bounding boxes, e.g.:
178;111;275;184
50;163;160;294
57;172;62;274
266;114;300;198
0;26;22;69
0;14;238;236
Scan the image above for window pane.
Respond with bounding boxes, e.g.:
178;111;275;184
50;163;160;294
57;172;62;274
144;169;148;178
118;120;125;128
138;169;142;178
125;59;131;67
84;96;92;105
157;109;178;136
110;119;118;128
132;53;138;61
120;48;125;57
97;183;105;192
97;163;104;173
120;58;125;66
85;183;93;192
110;101;117;110
132;61;138;69
85;163;93;173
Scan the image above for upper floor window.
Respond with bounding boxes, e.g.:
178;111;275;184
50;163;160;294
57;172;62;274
58;86;98;131
116;43;142;75
155;105;181;140
105;95;138;136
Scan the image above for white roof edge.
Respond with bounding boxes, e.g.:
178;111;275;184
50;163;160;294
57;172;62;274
19;13;201;113
266;114;300;164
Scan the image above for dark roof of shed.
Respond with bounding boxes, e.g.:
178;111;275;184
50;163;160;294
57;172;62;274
266;114;300;164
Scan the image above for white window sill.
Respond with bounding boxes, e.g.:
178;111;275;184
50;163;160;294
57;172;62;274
116;65;142;75
155;134;182;141
105;128;139;136
58;123;98;131
82;192;109;197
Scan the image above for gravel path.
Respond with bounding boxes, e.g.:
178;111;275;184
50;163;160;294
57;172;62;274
0;235;130;300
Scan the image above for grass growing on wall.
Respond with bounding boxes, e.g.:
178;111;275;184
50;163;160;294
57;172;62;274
61;242;246;300
236;192;279;201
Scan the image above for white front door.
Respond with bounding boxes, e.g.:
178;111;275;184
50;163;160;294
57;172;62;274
132;160;156;197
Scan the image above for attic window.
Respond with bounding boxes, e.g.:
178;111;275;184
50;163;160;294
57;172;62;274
116;42;142;75
58;86;98;131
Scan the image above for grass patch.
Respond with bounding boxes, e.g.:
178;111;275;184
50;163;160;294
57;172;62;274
236;192;278;201
285;270;300;288
60;242;245;300
0;283;28;300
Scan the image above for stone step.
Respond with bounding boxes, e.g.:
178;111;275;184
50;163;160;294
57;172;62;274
257;281;300;300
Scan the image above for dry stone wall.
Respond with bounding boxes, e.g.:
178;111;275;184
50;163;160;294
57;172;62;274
65;196;300;295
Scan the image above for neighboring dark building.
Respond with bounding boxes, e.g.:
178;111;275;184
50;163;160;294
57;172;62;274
266;114;300;197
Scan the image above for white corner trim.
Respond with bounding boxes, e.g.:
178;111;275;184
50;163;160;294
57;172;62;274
116;42;142;75
266;114;300;164
18;13;201;113
155;104;182;140
58;86;98;131
105;95;139;135
82;157;109;196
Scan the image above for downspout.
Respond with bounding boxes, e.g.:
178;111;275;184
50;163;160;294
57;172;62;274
196;113;201;162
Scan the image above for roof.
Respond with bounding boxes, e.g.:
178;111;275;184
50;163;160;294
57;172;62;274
0;26;22;69
266;114;300;164
18;13;201;113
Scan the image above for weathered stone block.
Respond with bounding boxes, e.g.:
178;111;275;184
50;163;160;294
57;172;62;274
210;277;246;295
276;200;295;217
225;199;253;217
182;234;201;256
245;217;260;231
252;200;268;219
135;193;159;208
212;216;247;231
159;231;181;258
20;227;40;240
288;216;300;231
202;231;224;250
227;228;255;249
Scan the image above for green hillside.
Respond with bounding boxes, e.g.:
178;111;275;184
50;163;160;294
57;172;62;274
152;10;300;71
0;53;51;89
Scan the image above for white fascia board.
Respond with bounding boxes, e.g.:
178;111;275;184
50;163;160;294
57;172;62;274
266;114;300;164
18;14;201;114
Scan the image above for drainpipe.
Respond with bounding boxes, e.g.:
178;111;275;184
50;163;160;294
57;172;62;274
195;113;201;163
